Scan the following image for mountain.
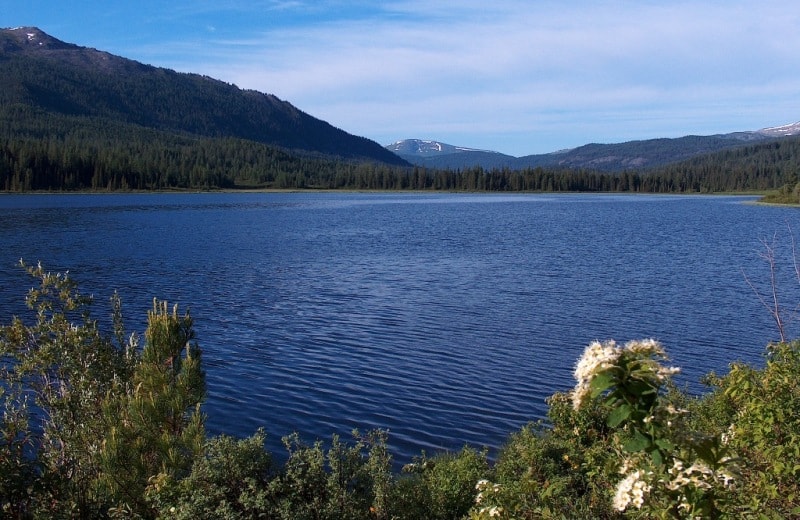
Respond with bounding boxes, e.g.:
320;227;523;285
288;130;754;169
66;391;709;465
386;139;516;169
757;121;800;138
390;124;800;172
0;27;408;167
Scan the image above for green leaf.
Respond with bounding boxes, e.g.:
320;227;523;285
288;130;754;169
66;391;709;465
650;448;663;467
589;371;614;398
654;438;675;452
627;379;658;396
623;430;651;453
692;435;719;463
607;404;632;428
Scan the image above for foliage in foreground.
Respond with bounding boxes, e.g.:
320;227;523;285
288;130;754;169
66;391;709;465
1;263;799;518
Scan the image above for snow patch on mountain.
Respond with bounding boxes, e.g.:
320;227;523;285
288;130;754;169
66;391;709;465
758;121;800;137
386;139;502;158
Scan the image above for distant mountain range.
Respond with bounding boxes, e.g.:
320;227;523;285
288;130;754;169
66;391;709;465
388;122;800;172
0;26;408;167
2;26;798;193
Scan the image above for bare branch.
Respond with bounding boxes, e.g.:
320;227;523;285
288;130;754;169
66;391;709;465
743;232;786;343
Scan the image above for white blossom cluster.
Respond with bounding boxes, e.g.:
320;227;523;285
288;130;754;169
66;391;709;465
474;479;504;518
572;340;622;410
720;424;735;445
665;459;735;492
665;458;736;516
613;469;652;511
657;365;681;381
571;338;679;410
613;458;735;514
625;338;665;356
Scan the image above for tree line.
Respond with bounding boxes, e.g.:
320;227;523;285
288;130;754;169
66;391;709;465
3;107;800;193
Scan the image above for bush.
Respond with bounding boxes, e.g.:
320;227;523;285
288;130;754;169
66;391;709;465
483;395;621;519
146;430;273;519
3;263;800;519
391;447;489;520
693;341;800;517
0;263;206;518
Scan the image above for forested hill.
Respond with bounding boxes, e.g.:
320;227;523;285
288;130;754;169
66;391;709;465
0;27;407;167
391;133;782;172
1;27;798;193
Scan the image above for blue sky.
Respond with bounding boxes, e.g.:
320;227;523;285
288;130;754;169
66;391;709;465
4;1;800;156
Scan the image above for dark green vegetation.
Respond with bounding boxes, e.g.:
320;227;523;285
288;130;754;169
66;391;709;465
760;181;800;204
390;133;775;172
0;27;407;191
2;262;799;518
2;27;799;195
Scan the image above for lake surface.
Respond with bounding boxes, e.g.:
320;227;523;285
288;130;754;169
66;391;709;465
1;192;798;464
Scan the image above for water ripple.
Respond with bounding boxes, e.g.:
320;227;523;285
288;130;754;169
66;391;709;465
0;193;794;465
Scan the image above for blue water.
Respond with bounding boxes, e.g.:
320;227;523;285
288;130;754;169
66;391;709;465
0;192;797;464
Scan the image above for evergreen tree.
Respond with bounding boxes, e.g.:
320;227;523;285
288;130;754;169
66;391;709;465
0;264;206;518
98;300;205;516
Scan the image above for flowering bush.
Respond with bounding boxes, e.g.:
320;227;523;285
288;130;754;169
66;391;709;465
469;479;505;519
467;379;620;518
3;264;798;518
571;339;737;518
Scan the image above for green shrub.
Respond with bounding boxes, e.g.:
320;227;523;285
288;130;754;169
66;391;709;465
391;447;489;520
471;395;620;519
259;429;391;520
0;263;207;518
146;430;273;519
694;341;800;518
4;263;800;519
0;261;132;517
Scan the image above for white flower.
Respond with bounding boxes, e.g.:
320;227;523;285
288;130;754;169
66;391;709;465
665;404;688;415
718;470;735;488
613;470;651;511
572;340;622;409
624;338;664;356
665;459;734;492
571;384;592;411
574;340;621;382
721;424;735;445
618;457;636;475
657;365;681;381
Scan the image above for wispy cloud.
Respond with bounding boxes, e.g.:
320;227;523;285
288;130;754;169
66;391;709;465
121;0;800;154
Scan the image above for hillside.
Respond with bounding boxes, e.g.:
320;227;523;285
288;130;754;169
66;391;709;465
390;128;796;172
0;27;407;167
387;139;517;170
1;27;797;193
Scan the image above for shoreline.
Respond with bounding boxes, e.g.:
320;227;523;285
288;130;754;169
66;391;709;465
0;188;774;197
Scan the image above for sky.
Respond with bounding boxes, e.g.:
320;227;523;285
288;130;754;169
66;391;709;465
4;1;800;157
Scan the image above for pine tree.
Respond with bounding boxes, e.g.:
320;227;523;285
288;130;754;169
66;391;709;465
98;300;205;516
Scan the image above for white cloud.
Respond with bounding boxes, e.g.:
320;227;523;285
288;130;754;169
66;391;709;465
128;0;800;155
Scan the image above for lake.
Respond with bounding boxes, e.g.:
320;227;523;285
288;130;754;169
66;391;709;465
0;192;798;464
